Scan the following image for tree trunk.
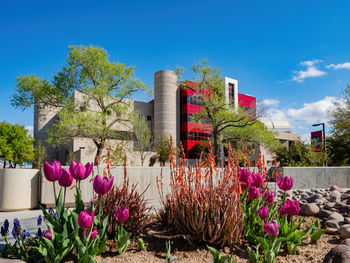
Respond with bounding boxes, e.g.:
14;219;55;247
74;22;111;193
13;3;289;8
94;139;105;166
212;131;220;165
141;155;144;166
3;161;6;169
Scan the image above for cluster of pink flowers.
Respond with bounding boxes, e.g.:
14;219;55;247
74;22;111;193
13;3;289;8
280;198;300;217
43;160;93;188
239;169;265;199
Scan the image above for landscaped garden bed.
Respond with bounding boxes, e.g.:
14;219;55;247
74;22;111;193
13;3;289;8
1;142;349;262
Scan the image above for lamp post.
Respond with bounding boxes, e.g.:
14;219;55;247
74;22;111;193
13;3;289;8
312;122;326;166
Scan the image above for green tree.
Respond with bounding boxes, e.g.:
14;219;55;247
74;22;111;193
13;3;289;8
32;141;47;168
328;84;350;165
132;113;153;166
12;45;147;165
0;122;34;168
177;60;279;163
153;136;172;166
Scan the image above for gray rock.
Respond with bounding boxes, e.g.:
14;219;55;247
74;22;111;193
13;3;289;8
328;212;345;222
301;203;320;216
339;205;350;214
330;185;340;192
339;225;350;239
335;202;346;209
326;220;341;229
341;238;350;247
345;217;350;224
169;256;180;262
330;191;341;202
323;245;350;263
326;228;339;235
318;209;334;219
306;194;324;203
325;202;336;209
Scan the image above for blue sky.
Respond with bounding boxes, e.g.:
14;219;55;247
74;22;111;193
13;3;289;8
1;0;350;139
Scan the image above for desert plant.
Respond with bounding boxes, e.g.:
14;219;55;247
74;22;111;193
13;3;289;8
158;139;243;247
94;154;152;236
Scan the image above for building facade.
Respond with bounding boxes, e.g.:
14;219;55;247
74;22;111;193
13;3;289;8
34;70;295;166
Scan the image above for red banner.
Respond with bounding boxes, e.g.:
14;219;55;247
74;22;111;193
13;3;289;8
311;130;323;152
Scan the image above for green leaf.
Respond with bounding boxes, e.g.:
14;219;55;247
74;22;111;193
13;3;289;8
116;232;132;255
310;229;327;243
56;188;64;217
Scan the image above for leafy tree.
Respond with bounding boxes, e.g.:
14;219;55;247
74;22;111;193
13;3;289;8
32;141;47;168
275;141;327;167
153;136;172;166
132;113;153;166
0;122;34;168
177;60;279;163
12;45;147;165
328;84;350;165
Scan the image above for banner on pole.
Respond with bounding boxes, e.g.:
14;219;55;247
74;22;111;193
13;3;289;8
311;130;323;152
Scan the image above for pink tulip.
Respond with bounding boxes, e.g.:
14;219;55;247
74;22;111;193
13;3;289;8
240;169;252;190
93;175;114;195
69;161;78;177
43;229;52;239
248;186;260;199
264;220;279;236
78;210;94;229
286;199;300;216
43;160;62;182
115;206;129;223
71;162;93;181
83;226;98;240
279;203;288;217
263;190;276;204
258;206;269;220
276;176;294;191
58;169;73;187
251;172;264;188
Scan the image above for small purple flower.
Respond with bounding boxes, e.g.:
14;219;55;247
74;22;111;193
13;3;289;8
4;219;9;230
1;226;7;237
264;220;279;236
21;230;30;240
258;206;269;220
1;219;9;237
37;227;43;238
248;186;260;199
37;215;42;226
12;218;21;239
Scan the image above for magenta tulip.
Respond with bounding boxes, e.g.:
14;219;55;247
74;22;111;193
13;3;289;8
258;206;269;220
263;190;276;204
279;202;288;217
264;220;279;236
276;176;294;191
240;169;252;190
83;226;98;240
58;169;73;187
43;160;62;182
115;206;129;223
93;175;114;195
69;161;78;177
251;172;264;188
72;162;94;181
248;186;260;199
78;210;94;229
43;229;52;239
286;199;300;216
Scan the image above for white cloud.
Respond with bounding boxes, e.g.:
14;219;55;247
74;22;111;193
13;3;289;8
300;59;322;67
261;99;280;106
25;125;33;136
286;96;337;124
292;59;326;82
326;62;350;70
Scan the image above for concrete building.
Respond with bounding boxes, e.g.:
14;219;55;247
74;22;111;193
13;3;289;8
34;70;298;166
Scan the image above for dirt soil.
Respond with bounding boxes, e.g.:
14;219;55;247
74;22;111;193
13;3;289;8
93;217;340;263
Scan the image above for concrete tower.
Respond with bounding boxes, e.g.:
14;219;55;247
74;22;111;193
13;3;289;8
154;70;179;145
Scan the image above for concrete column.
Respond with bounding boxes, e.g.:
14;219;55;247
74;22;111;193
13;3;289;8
154;70;178;145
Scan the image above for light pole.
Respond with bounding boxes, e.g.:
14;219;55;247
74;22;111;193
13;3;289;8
312;122;326;166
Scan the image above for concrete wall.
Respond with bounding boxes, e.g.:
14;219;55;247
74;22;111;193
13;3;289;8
282;167;350;189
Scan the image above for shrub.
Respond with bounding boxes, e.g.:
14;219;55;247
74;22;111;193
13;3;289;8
158;140;243;247
94;155;152;237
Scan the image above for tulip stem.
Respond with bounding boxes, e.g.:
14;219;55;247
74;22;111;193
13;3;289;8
63;187;67;208
53;181;57;202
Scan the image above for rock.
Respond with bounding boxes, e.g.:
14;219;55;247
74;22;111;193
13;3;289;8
339;225;350;239
323;245;350;263
168;256;180;262
335;202;346;209
326;228;339;234
339;205;350;214
301;203;320;216
328;212;345;222
330;191;341;202
346;199;350;205
306;194;324;203
326;220;341;229
345;217;350;224
318;209;334;219
330;185;340;191
341;238;350;247
325;202;336;209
